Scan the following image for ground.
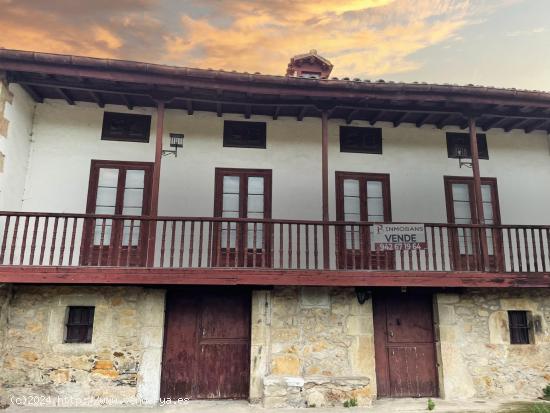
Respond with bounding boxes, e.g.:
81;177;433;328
3;399;550;413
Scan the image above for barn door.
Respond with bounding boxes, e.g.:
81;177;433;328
82;160;153;266
373;291;438;398
160;288;251;400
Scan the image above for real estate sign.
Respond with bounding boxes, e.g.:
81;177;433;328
372;223;427;251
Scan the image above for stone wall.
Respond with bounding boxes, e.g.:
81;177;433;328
251;287;375;408
437;288;550;400
0;285;165;407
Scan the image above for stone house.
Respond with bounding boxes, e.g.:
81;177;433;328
0;48;549;408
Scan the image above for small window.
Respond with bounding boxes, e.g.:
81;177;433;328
340;126;382;154
223;121;266;149
101;112;151;142
65;306;95;343
446;132;489;160
508;310;532;345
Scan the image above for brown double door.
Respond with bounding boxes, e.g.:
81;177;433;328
160;288;251;400
373;291;438;398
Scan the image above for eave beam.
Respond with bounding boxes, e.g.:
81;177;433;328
392;112;408;127
346;109;361;124
297;106;307;121
186;99;193;115
369;110;385;126
415;113;431;127
120;94;133;110
20;84;43;103
525;119;548;133
273;105;281;120
89;91;105;108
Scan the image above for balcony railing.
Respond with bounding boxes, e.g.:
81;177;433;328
1;211;549;273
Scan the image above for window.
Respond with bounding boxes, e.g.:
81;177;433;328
65;306;95;343
223;121;266;148
446;132;489;160
101;112;152;142
508;310;532;345
340;126;382;154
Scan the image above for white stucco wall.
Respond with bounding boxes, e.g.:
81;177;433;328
0;84;35;210
15;99;550;226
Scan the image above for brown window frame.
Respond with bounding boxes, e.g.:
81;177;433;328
339;126;383;154
223;120;267;149
213;168;272;267
65;306;95;344
81;160;154;266
508;310;533;345
101;111;152;143
335;171;392;269
444;176;502;271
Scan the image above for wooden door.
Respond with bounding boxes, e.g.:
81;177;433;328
336;172;393;269
160;288;251;400
373;291;438;398
444;177;502;271
81;160;153;266
213;168;272;267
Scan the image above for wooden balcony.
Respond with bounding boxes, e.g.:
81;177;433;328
0;211;549;287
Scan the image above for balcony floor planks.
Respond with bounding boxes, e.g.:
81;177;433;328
0;266;549;287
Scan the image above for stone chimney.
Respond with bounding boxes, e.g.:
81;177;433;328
286;50;333;79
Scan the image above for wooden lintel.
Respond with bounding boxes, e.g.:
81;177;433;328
392;112;408;127
415;113;431;127
121;94;133;110
297;106;307;121
20;84;43;103
89;91;104;108
186;99;193;115
0;266;548;288
272;105;281;120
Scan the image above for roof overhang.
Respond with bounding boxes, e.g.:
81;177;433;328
1;49;550;132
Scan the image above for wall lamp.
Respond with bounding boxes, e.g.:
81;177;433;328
355;287;371;305
162;133;184;157
455;146;472;168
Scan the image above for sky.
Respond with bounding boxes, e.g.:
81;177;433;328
1;0;549;91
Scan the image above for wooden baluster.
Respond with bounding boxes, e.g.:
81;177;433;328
408;241;413;271
0;216;11;264
538;228;546;273
350;224;356;270
313;224;319;269
288;223;293;269
207;221;213;268
97;218;106;266
334;224;341;270
439;226;446;271
189;221;195;267
19;216;30;265
224;220;231;267
38;217;50;265
279;224;283;268
515;228;523;272
296;223;301;269
523;228;531;272
506;228;513;272
366;226;372;270
197;221;204;268
215;221;221;267
48;217;59;266
431;226;437;270
9;216;20;265
125;219;134;267
343;225;348;270
68;217;78;266
242;221;248;268
159;220;167;267
179;221;186;267
86;218;94;266
531;228;539;272
171;220;178;268
58;217;69;265
444;227;453;272
235;221;241;268
252;222;257;268
136;218;144;267
261;221;266;268
270;222;275;268
305;224;310;269
107;218;115;266
359;224;365;270
424;226;430;271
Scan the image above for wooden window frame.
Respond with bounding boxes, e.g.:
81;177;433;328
213;168;272;267
81;159;154;266
508;310;533;345
223;120;267;149
101;111;152;143
65;306;95;344
443;176;502;271
339;126;383;154
335;171;392;269
446;132;489;160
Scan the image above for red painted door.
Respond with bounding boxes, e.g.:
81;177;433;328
373;291;438;398
160;288;251;400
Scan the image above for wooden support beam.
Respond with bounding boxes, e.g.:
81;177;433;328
346;108;360;124
89;91;104;108
321;111;330;269
481;117;505;131
524;119;549;133
504;118;529;132
216;102;222;117
245;104;251;119
56;88;75;105
20;84;43;103
297;106;308;121
436;114;454;129
186;99;193;115
369;110;384;126
272;105;281;120
415;113;431;127
121;94;133;110
392;111;408;127
146;101;165;267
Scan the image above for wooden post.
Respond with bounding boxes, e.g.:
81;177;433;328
321;111;330;269
468;117;489;270
146;101;165;267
